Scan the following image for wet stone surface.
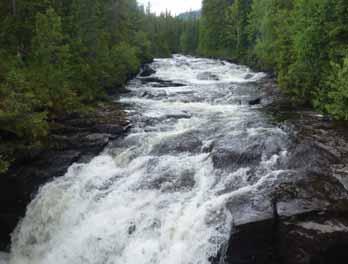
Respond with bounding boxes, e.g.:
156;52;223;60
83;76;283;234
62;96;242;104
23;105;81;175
0;103;129;251
3;55;348;264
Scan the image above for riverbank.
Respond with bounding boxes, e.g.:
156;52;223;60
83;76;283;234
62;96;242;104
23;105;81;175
2;56;348;264
0;101;130;251
216;75;348;264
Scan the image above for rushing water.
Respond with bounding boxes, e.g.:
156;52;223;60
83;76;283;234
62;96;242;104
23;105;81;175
6;55;291;264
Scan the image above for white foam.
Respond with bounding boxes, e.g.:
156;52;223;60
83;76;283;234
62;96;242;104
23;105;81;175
297;221;348;233
152;55;266;85
8;55;280;264
0;252;9;264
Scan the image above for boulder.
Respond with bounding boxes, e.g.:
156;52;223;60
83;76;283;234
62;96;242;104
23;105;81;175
139;77;186;87
151;133;202;155
244;73;254;80
249;97;262;105
219;212;348;264
139;64;156;77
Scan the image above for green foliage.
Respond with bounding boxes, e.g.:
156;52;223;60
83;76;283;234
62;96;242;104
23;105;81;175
0;158;9;174
0;0;198;172
31;8;79;114
0;48;48;142
199;0;348;118
0;67;48;141
0;56;49;173
132;31;152;62
319;57;348;120
109;42;140;87
248;0;283;68
180;19;199;54
199;0;231;57
225;0;252;59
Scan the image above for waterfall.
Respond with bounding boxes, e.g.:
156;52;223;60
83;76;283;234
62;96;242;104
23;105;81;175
8;55;289;264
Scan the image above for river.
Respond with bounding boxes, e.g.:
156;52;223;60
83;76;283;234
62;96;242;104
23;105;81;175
4;55;297;264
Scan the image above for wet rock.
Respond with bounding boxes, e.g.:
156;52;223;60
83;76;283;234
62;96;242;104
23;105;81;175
212;146;263;170
0;102;129;251
197;72;219;81
94;124;125;136
210;86;348;263
284;141;340;174
139;77;164;83
219;163;348;263
139;77;185;87
223;160;348;228
165;111;192;120
244;73;254;80
151;170;196;192
152;82;185;88
139;90;168;99
249;97;262;105
211;132;287;171
84;133;110;149
139;64;156;77
215;124;348;264
220;212;348;264
128;223;136;235
151;133;202;155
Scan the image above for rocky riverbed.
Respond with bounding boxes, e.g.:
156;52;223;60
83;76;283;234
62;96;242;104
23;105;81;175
0;102;130;251
216;78;348;264
1;55;348;264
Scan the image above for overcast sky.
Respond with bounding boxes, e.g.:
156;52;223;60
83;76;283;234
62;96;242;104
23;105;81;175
137;0;202;15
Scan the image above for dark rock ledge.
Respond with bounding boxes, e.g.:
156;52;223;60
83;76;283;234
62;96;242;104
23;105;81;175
0;101;130;251
213;76;348;264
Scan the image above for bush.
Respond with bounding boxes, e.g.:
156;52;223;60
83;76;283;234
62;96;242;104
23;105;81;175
322;57;348;120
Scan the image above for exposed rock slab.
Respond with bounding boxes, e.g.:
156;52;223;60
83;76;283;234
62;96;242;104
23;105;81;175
0;102;129;251
217;75;348;264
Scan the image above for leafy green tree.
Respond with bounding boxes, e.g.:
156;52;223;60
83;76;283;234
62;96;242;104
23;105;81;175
199;0;231;57
31;8;79;114
180;19;199;54
225;0;252;60
315;57;348;120
2;0;193;172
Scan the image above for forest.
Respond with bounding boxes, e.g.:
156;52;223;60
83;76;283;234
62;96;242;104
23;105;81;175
198;0;348;120
1;0;348;172
0;0;198;173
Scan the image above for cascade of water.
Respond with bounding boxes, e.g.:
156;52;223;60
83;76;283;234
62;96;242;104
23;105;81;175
7;55;289;264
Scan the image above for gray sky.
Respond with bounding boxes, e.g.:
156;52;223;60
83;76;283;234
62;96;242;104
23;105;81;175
137;0;202;15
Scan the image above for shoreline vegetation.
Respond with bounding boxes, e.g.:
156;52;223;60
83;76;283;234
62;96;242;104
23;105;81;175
3;0;347;176
0;1;199;250
0;0;198;174
1;0;348;254
197;0;348;120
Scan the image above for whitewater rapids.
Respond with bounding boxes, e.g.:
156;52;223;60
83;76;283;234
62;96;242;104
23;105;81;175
5;55;291;264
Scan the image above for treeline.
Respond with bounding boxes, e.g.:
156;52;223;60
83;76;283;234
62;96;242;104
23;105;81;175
198;0;348;120
0;0;199;173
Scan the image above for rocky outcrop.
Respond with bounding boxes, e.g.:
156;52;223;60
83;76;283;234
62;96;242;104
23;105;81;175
151;132;202;155
0;102;130;251
248;97;262;105
139;77;186;87
215;76;348;264
139;64;156;77
221;211;348;264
